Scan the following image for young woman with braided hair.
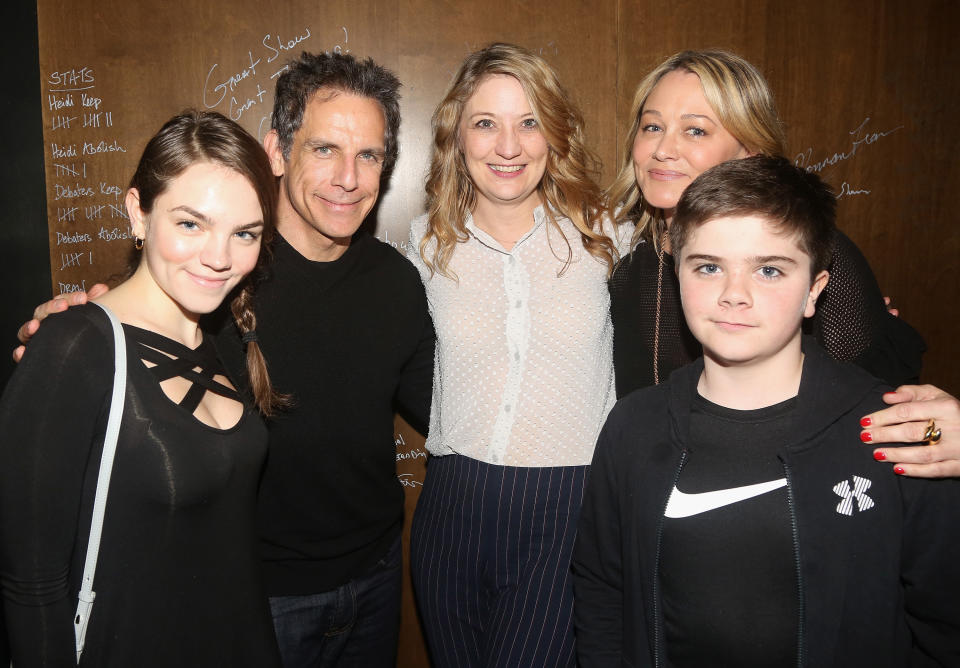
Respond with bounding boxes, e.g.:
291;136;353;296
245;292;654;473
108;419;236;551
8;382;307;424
0;110;283;666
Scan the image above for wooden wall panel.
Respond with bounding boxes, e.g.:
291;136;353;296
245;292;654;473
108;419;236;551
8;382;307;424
767;0;960;389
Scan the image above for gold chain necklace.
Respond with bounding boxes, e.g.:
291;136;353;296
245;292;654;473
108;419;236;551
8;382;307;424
653;238;665;386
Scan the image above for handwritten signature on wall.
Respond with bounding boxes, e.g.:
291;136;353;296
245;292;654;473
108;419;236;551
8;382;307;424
794;117;902;174
794;117;902;200
202;25;351;135
395;431;427;487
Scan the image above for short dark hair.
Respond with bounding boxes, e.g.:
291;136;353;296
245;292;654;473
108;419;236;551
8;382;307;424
271;52;401;172
671;155;837;277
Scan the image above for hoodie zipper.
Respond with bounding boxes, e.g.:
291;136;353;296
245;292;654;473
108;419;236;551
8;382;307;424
653;450;687;668
781;458;805;668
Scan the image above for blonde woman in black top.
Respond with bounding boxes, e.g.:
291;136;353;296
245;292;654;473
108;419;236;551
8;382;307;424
607;49;958;478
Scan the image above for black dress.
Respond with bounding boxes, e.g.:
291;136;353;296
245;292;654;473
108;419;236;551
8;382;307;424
0;304;280;667
610;231;926;397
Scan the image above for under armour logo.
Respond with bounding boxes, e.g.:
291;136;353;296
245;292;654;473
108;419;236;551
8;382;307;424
833;476;875;515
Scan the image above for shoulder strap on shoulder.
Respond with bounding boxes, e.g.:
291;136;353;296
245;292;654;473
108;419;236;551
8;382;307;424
74;302;127;660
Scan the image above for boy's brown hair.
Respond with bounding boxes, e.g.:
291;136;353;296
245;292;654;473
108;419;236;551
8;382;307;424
671;155;836;278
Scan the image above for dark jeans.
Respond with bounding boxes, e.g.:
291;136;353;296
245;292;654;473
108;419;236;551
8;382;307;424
268;536;402;668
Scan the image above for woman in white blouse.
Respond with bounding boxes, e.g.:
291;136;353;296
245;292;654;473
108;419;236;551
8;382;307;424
406;43;628;667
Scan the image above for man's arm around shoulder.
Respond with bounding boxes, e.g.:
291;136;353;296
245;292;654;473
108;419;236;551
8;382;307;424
12;283;109;362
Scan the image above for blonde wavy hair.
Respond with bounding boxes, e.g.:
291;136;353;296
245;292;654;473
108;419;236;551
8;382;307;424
607;49;787;250
420;43;616;278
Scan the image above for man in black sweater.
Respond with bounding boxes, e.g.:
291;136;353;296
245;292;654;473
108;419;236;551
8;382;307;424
223;52;433;667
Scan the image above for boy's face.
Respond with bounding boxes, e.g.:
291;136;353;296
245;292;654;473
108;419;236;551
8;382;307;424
677;214;829;370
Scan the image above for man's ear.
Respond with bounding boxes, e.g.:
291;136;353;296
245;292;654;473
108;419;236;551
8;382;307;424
263;130;287;178
126;188;146;239
804;269;830;318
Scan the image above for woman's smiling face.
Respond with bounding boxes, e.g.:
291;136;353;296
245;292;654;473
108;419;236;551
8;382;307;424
459;74;548;218
632;69;750;222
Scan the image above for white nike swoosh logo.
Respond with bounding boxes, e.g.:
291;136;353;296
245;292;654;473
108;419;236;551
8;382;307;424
664;478;787;518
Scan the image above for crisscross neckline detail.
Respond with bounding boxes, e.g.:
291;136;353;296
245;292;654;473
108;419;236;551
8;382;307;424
124;325;240;413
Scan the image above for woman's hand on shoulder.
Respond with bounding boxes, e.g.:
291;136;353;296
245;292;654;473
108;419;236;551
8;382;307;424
862;384;960;478
13;283;109;362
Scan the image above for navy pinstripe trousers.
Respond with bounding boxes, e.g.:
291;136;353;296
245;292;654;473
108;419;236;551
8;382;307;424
410;454;589;667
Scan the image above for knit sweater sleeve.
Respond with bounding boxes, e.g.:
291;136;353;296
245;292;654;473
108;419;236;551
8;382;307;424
394;253;435;436
810;231;924;385
403;216;438;437
0;306;112;667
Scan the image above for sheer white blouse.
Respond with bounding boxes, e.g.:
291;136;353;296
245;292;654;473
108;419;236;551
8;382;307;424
407;206;632;467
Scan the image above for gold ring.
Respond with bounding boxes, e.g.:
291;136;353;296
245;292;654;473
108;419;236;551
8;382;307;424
922;419;942;445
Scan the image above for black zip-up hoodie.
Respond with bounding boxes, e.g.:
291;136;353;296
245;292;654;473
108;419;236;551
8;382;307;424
573;338;960;667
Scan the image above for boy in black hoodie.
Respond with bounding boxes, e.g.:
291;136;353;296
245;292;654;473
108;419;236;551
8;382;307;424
573;156;960;667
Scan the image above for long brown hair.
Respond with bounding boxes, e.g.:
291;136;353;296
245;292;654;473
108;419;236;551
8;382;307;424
129;110;287;415
608;50;787;251
421;43;616;278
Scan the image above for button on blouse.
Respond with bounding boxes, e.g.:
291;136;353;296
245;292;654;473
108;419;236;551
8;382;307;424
408;206;632;467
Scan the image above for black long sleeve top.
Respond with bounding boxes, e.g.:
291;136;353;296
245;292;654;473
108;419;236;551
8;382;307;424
0;305;279;667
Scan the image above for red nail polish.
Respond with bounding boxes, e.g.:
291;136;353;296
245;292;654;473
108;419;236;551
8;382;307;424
894;466;905;475
860;431;873;443
860;417;872;427
873;451;886;461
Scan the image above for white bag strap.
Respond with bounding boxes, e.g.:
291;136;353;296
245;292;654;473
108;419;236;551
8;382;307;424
74;302;127;660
